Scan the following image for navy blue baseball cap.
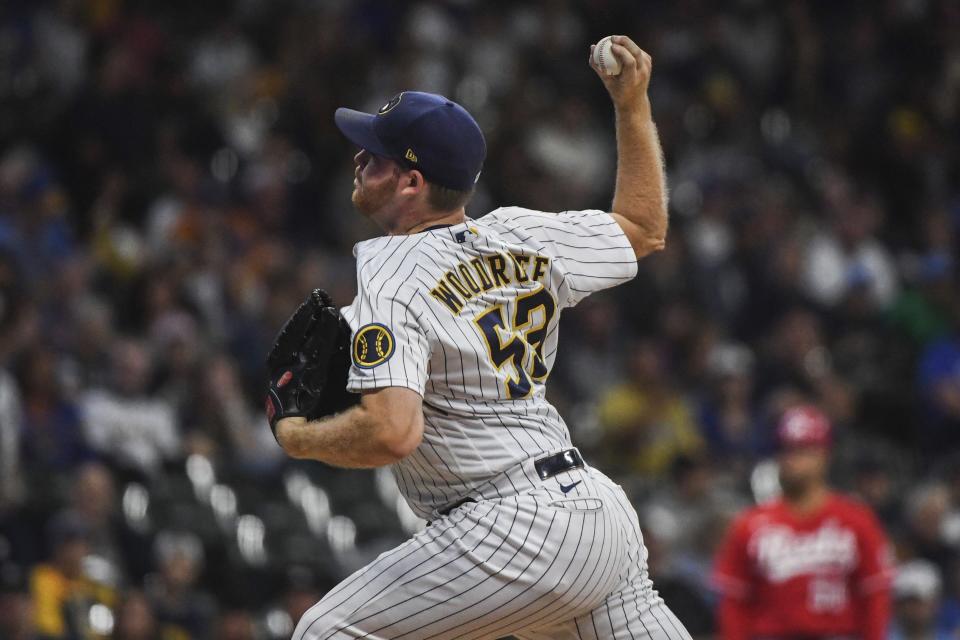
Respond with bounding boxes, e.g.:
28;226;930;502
335;91;486;192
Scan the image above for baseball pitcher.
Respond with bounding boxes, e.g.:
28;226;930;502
265;35;692;639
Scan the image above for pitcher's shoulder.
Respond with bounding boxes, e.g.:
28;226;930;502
478;206;551;226
354;235;431;287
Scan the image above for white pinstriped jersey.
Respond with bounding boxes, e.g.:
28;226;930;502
341;207;638;519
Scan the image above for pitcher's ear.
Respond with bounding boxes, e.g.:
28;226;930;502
400;169;426;196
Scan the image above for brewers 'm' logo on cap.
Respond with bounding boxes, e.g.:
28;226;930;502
378;93;403;115
353;323;395;368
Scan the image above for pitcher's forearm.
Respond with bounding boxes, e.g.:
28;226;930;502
612;99;668;245
275;387;424;468
276;408;390;468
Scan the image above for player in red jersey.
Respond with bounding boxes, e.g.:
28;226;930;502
712;405;893;640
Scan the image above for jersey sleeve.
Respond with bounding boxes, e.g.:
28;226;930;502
851;506;893;640
713;514;755;640
711;513;753;600
342;280;430;396
491;207;639;307
852;506;894;594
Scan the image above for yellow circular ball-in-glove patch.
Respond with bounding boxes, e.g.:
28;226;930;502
353;324;395;368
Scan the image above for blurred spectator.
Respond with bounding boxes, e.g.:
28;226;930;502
30;3;89;100
889;252;957;346
851;453;903;534
185;353;283;472
0;590;32;640
151;304;203;415
595;340;703;477
644;454;742;636
70;464;120;583
113;590;158;640
0;147;77;288
698;342;767;467
145;531;215;639
903;484;958;576
17;347;91;485
758;309;859;429
888;210;959;346
266;566;328;640
916;330;960;452
0;252;35;367
758;309;829;392
69;463;150;585
0;367;24;509
644;530;715;638
888;560;956;640
189;24;257;105
556;294;626;404
524;97;613;209
802;183;898;311
214;610;255;640
79;340;180;477
0;564;33;640
63;297;115;391
937;560;960;639
644;454;740;565
30;511;116;640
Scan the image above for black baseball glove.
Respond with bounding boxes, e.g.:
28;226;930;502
265;289;359;440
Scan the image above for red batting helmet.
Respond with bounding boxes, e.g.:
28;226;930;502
776;405;832;450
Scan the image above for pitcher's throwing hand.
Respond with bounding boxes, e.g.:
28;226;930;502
590;34;654;114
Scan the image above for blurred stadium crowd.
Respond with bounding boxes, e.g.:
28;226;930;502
0;0;959;638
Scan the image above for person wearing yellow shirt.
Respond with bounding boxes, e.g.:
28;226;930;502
596;340;704;476
30;511;116;640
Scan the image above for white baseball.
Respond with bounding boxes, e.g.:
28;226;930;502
592;36;621;76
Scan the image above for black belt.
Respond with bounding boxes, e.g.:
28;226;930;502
437;449;584;516
534;448;584;480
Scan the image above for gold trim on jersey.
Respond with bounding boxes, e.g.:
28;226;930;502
429;252;551;315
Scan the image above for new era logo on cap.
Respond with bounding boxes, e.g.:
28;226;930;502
334;91;487;191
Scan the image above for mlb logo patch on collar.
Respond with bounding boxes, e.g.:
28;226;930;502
455;227;479;243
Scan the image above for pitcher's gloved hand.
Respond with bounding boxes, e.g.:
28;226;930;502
265;289;359;440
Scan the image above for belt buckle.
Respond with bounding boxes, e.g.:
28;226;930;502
535;448;582;480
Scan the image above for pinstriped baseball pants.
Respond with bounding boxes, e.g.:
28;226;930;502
292;466;693;639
